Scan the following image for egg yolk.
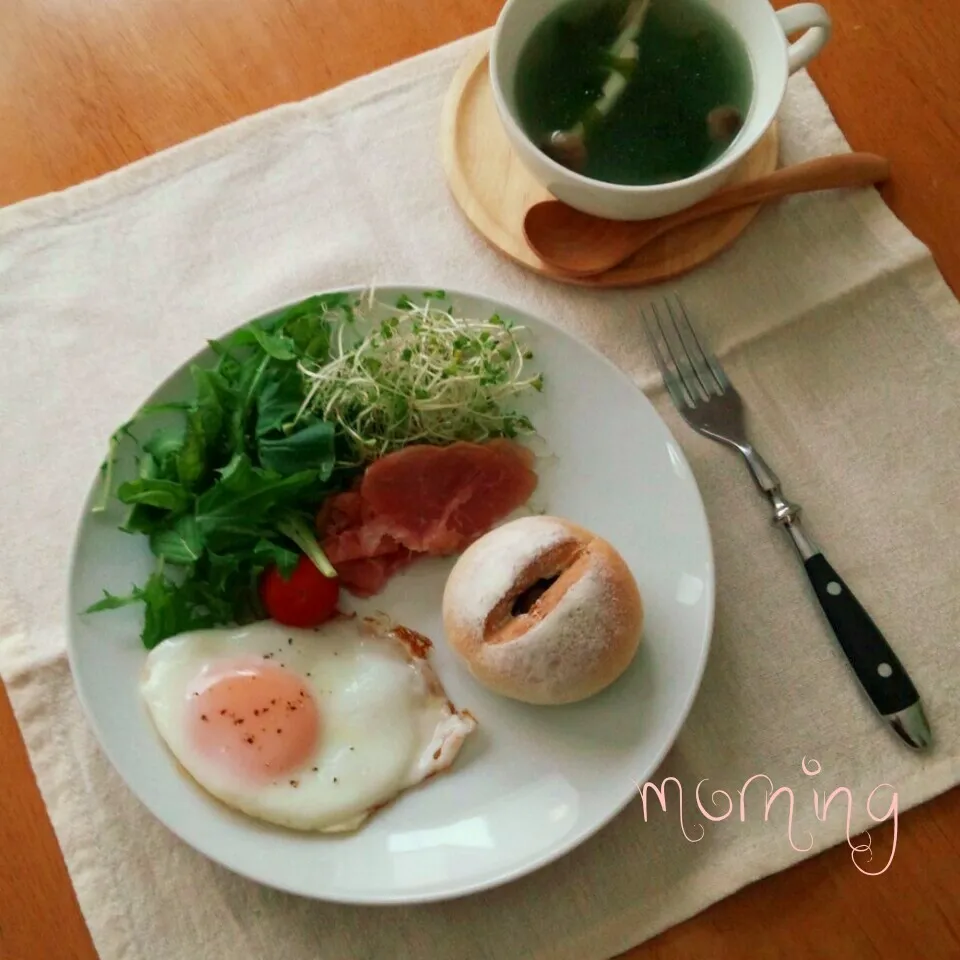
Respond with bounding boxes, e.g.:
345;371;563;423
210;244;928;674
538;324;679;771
187;658;320;784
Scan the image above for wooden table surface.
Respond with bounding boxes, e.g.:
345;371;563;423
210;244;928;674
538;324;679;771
2;1;959;958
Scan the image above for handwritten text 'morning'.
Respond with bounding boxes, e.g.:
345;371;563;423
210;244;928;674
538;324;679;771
633;757;898;875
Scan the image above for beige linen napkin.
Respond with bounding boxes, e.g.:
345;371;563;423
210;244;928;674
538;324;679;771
1;30;958;960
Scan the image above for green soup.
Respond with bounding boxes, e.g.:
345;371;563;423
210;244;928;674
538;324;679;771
514;0;753;186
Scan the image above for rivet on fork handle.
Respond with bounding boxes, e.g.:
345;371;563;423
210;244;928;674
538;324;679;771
740;445;819;560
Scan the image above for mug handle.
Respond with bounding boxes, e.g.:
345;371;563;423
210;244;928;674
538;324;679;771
777;3;832;74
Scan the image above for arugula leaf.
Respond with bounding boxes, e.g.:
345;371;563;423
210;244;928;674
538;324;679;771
150;516;204;565
117;453;165;533
121;505;170;536
136;572;219;649
283;310;332;360
255;366;304;438
258;419;336;477
177;366;226;489
86;550;273;647
276;512;336;577
265;293;352;328
195;454;322;534
253;539;300;578
177;412;208;486
264;293;354;360
225;325;298;361
208;338;243;384
201;551;267;622
228;353;271;453
93;401;200;512
85;590;143;613
116;477;192;512
135;452;159;480
84;568;216;649
137;401;192;416
142;427;185;477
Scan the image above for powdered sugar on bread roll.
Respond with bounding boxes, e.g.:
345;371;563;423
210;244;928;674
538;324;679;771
442;516;643;704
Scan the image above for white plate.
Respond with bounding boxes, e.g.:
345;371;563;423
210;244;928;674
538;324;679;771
67;285;714;904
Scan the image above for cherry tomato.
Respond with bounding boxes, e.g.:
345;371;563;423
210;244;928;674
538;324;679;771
261;555;340;628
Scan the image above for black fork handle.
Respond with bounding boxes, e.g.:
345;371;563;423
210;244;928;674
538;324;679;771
742;450;932;750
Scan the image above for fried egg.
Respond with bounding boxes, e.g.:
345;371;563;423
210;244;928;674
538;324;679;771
139;614;476;832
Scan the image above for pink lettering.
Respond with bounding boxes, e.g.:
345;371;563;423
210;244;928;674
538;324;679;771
738;773;774;822
633;777;705;842
801;756;822;776
802;757;824;821
853;784;899;876
764;785;814;853
632;764;899;873
695;779;733;822
821;786;853;834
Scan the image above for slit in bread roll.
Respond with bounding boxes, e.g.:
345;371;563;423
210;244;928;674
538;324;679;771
441;516;643;704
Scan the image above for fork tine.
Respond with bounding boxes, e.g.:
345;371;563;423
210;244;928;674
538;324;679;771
666;294;723;400
672;294;729;392
664;296;718;399
651;300;707;405
640;306;693;409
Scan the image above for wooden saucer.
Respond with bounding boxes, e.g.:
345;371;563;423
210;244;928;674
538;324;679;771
439;41;780;288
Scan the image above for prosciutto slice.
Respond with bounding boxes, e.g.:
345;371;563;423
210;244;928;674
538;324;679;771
319;440;538;596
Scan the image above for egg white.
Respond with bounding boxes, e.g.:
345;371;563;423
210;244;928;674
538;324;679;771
140;615;476;832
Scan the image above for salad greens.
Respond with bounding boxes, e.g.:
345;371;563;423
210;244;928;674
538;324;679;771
86;290;544;649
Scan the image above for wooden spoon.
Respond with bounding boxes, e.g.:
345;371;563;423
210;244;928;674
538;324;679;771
523;153;891;277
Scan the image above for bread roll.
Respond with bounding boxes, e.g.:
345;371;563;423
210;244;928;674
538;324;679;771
441;516;643;705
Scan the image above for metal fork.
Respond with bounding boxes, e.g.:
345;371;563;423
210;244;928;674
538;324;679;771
641;294;932;751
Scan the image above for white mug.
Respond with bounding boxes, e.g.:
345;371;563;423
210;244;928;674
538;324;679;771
489;0;832;220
